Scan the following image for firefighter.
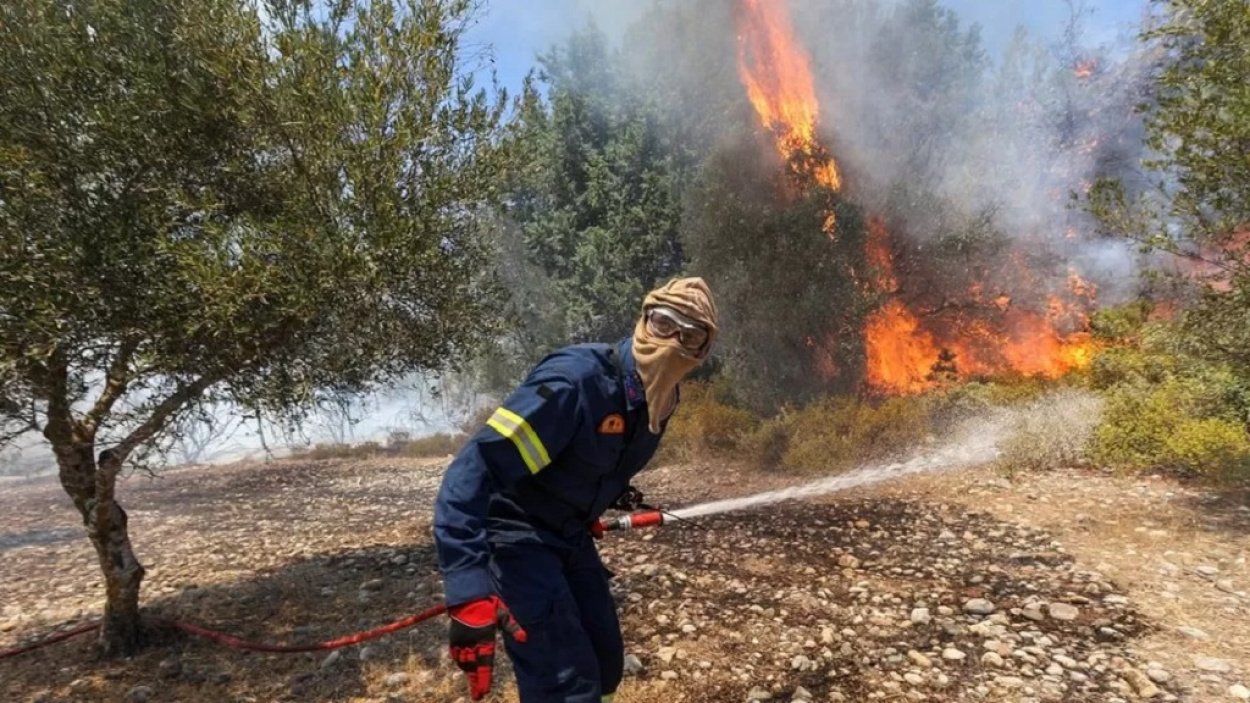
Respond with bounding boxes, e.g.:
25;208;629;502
432;277;718;703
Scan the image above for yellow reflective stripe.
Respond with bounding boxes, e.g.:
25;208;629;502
486;407;550;473
485;413;538;473
494;406;551;466
601;696;615;703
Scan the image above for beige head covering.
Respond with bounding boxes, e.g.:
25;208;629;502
632;277;719;433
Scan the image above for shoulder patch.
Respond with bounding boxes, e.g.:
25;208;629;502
597;413;626;435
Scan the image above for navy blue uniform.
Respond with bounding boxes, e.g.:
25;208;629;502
433;338;670;702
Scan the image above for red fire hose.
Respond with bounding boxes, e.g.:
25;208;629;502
2;510;678;661
0;604;448;661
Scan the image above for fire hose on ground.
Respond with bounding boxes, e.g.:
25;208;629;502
0;510;686;661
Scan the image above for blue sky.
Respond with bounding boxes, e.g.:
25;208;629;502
462;0;1152;96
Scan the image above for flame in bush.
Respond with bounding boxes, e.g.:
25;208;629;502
734;0;842;197
733;0;1099;394
863;227;1098;393
862;249;1100;393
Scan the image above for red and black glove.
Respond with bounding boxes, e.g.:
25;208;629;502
610;485;645;512
448;595;528;701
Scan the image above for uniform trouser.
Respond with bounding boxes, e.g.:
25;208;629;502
489;536;623;703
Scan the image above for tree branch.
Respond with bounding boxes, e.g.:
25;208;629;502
83;336;141;437
0;392;40;441
40;349;82;449
107;375;219;467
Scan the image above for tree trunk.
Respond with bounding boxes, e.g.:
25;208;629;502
92;500;145;655
55;444;146;656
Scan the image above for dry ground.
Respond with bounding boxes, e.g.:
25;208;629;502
0;453;1246;702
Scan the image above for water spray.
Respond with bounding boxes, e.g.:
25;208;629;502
590;421;1005;537
662;414;1009;523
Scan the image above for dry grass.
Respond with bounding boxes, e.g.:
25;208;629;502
994;387;1103;476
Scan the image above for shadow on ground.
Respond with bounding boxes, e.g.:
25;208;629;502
1;541;475;703
0;527;80;551
1172;481;1250;537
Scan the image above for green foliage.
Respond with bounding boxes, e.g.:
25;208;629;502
1085;0;1250;374
739;413;796;471
682;137;873;414
1085;316;1250;481
1087;343;1179;389
928;378;1051;426
1091;375;1250;479
660;382;759;461
1088;300;1155;342
0;0;512;460
1162;418;1250;482
0;0;514;650
479;25;692;389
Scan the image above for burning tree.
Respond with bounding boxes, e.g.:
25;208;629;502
722;0;1120;397
682;137;872;412
0;0;509;654
482;0;1147;408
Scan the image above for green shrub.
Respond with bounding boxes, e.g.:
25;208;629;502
740;411;795;470
661;381;759;460
1163;418;1250;482
1088;300;1153;342
857;395;935;456
929;379;1052;427
1091;374;1250;479
777;396;858;473
1086;345;1178;390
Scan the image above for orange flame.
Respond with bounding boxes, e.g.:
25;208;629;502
735;0;842;234
865;217;896;291
861;219;1100;392
1074;58;1097;79
864;299;941;394
733;0;1101;394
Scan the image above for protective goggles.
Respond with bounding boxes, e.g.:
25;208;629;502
645;305;711;356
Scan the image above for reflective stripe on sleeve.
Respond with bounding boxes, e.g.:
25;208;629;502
485;406;552;473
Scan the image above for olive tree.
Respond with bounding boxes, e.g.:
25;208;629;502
1086;0;1250;373
0;0;511;654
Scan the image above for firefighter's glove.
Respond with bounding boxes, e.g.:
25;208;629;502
448;595;527;701
611;485;645;512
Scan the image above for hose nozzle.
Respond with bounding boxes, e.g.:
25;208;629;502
591;510;665;538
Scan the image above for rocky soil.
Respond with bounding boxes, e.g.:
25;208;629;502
610;499;1164;702
0;455;1246;702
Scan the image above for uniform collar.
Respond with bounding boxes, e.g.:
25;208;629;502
616;338;646;411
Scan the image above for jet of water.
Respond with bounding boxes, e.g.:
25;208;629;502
668;411;1009;520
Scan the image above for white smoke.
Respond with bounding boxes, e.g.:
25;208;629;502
785;0;1154;304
